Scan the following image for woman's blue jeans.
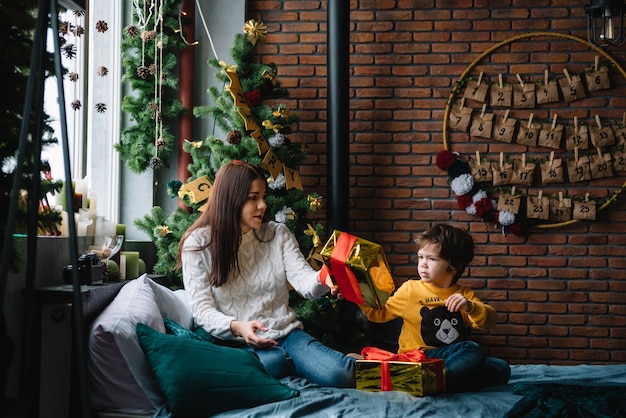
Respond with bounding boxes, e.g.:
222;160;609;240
425;340;511;392
246;329;356;388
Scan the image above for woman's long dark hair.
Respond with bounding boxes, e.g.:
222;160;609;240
176;161;267;286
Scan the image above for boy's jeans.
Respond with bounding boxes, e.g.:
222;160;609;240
426;340;511;392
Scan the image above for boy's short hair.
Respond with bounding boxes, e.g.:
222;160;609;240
415;223;474;283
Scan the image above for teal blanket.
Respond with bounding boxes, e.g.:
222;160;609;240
504;383;626;418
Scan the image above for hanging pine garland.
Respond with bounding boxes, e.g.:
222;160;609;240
117;0;185;173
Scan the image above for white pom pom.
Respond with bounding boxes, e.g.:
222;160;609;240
498;210;516;226
450;173;474;196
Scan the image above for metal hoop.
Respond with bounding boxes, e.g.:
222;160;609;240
441;31;626;229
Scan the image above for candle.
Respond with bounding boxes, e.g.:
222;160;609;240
60;211;69;237
138;258;146;276
121;251;139;279
79;208;97;236
119;254;126;280
55;181;67;211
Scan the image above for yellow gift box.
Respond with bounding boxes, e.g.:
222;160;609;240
356;348;446;396
320;230;395;309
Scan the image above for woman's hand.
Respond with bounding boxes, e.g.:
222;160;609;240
445;293;473;313
324;275;344;299
230;320;277;348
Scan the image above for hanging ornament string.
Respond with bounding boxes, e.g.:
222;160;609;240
133;0;154;30
153;0;164;166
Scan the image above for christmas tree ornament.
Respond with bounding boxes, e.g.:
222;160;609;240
308;194;323;211
184;139;203;149
59;21;69;34
272;105;289;119
227;130;242;145
149;156;161;169
262;119;283;133
96;66;108;76
62;44;76;59
125;25;139;37
141;30;157;41
166;179;182;198
73;25;85;36
263;69;277;86
155;225;171;237
243;19;267;45
244;89;262;107
136;65;150;79
95;20;108;33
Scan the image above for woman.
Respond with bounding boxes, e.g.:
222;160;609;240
177;161;355;387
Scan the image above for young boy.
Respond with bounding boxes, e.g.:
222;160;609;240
360;223;511;392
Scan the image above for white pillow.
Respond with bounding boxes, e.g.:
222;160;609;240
147;279;193;329
88;274;193;414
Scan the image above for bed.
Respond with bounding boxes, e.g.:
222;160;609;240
88;276;626;418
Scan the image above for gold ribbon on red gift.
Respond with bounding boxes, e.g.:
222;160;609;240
328;232;365;305
361;346;444;392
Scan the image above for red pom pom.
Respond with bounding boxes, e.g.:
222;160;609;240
436;150;457;171
457;195;472;209
474;197;492;218
244;89;262;107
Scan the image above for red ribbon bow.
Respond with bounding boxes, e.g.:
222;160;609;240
361;347;430;391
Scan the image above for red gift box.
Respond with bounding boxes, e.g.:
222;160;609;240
356;347;446;396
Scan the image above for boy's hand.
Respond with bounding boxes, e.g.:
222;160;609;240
445;293;473;312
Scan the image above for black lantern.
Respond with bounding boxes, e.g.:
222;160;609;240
585;0;626;47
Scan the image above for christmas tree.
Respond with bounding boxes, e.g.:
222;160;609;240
135;19;366;352
136;19;324;285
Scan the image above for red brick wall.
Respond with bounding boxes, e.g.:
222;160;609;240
247;1;626;363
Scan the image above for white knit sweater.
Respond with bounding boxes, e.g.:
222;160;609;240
182;221;328;341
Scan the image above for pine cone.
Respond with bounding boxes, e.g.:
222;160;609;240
101;261;109;282
137;65;150;79
71;100;81;110
95;20;108;33
125;25;139;37
73;25;85;36
149;156;162;170
156;138;166;150
68;72;79;82
59;21;69;35
96;66;108;77
62;44;76;59
148;63;157;75
95;103;107;113
73;10;85;17
227;130;242;145
141;30;157;41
